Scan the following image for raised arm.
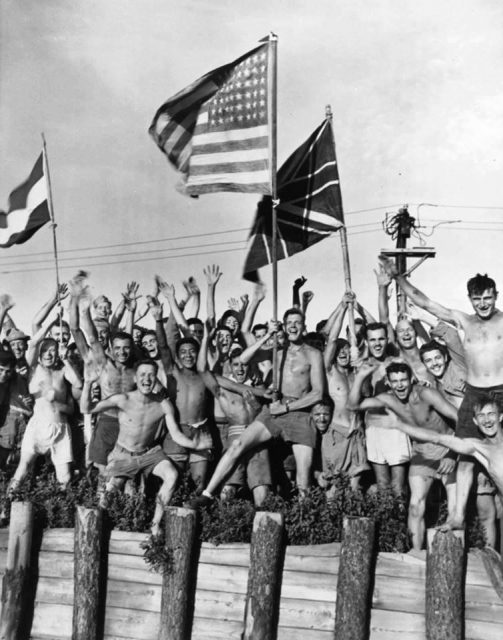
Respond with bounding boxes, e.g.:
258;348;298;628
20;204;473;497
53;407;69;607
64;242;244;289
203;264;222;329
68;277;92;362
149;296;175;375
324;294;350;370
80;297;108;367
183;277;201;319
157;278;190;334
239;321;277;364
241;283;266;345
380;255;465;326
0;295;15;337
347;362;380;410
32;284;68;335
292;276;307;308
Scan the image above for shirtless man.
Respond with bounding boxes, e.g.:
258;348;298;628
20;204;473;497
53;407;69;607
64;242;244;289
384;395;503;505
381;259;503;530
349;361;458;550
189;307;325;508
153;283;214;490
197;330;273;505
81;360;211;536
66;279;135;475
10;330;82;489
323;293;368;490
354;322;411;495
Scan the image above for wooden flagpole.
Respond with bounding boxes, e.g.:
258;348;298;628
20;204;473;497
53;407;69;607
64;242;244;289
41;134;63;315
268;33;280;395
325;106;356;337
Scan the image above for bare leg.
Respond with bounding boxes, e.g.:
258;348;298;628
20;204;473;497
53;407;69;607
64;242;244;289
10;449;37;492
189;460;208;492
441;460;474;530
103;476;126;509
390;463;407;497
291;444;314;494
477;494;496;547
372;462;391;489
54;463;72;488
151;460;179;537
252;484;270;507
408;475;433;551
205;421;272;496
441;477;457;525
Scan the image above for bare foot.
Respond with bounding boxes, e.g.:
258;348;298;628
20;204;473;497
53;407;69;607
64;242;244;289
437;517;465;532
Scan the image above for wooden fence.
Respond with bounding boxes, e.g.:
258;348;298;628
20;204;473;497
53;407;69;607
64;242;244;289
0;505;502;639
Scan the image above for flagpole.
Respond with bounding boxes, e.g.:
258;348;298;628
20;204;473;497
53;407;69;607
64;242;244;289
268;33;280;396
41;134;63;313
325;106;356;337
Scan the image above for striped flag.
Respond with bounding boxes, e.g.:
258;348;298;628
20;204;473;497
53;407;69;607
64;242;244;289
0;153;50;248
149;42;271;196
243;118;344;280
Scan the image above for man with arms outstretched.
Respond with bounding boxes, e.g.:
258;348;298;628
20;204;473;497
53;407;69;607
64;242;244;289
81;360;211;536
380;258;503;531
189;307;325;507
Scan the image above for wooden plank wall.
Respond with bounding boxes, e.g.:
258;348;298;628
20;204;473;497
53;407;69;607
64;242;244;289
0;527;502;639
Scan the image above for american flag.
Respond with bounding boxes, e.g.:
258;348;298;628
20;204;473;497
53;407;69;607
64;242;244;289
0;153;50;248
243;118;344;281
149;43;271;196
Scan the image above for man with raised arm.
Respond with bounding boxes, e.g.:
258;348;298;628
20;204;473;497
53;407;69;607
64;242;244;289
81;360;211;536
380;257;503;531
189;306;325;508
348;361;458;550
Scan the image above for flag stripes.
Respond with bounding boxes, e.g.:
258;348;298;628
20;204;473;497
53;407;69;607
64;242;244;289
243;119;344;280
0;153;50;248
150;42;271;196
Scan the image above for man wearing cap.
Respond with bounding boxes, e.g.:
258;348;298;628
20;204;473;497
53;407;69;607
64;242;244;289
6;328;31;379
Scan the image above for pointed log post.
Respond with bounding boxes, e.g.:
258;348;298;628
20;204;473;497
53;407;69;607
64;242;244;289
334;516;376;640
72;506;104;640
426;528;465;640
243;511;284;640
158;506;198;640
0;501;34;640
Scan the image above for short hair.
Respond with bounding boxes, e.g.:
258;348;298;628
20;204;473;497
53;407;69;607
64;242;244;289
215;325;232;336
282;307;305;324
335;338;350;358
473;394;501;415
252;323;268;335
229;347;244;361
48;319;70;333
133;324;145;335
134;359;158;373
219;310;240;327
187;317;203;327
175;337;200;356
364;322;387;339
111;331;133;345
419;340;448;362
467;273;497;297
315;319;327;333
313;395;335;412
385;361;413;379
39;337;58;355
93;318;110;329
93;295;111;309
141;330;157;340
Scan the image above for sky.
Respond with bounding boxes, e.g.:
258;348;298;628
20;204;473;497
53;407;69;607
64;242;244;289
1;0;503;332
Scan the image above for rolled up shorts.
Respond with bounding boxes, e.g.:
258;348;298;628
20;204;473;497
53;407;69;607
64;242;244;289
162;419;212;465
106;444;168;480
256;406;316;449
88;413;120;466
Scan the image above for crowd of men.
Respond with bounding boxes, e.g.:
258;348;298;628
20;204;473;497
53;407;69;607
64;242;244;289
0;261;502;547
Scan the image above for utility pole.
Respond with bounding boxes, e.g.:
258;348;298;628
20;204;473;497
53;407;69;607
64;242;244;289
381;205;436;316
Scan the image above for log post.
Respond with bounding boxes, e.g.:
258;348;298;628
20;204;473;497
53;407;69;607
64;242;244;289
334;515;375;640
0;501;34;640
426;528;465;640
72;505;104;640
158;506;198;640
243;511;284;640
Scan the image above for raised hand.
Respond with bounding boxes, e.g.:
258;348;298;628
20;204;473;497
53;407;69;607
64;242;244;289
294;276;307;289
147;295;163;321
240;294;249;308
378;255;399;278
183;276;200;296
0;294;14;312
302;290;314;305
252;282;266;302
203;264;222;286
374;263;392;287
342;291;356;306
68;271;89;298
227;297;240;312
155;276;175;300
57;283;69;301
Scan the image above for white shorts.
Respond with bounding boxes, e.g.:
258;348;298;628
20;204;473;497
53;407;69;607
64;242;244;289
21;414;73;466
365;425;411;466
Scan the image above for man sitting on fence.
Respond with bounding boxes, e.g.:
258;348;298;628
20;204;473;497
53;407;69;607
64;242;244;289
80;359;212;536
